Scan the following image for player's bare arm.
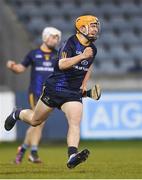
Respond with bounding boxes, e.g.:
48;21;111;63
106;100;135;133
59;47;93;70
7;60;26;73
81;65;93;93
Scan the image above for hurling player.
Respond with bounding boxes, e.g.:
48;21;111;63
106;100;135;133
5;15;100;168
6;27;61;164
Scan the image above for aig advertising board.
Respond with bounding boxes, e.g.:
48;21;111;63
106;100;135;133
81;92;142;139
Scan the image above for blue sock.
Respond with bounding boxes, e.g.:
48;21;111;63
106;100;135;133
14;108;22;120
21;144;29;153
31;145;38;153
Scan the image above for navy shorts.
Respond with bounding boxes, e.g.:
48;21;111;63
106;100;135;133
40;85;82;109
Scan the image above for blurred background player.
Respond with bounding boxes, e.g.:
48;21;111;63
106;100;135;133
6;27;62;164
5;15;100;168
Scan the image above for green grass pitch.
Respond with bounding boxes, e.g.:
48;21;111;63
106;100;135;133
0;140;142;179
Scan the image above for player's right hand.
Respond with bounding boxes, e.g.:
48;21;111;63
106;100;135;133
7;60;16;69
82;47;93;59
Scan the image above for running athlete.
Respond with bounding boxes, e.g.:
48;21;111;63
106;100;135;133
6;27;61;164
5;15;100;168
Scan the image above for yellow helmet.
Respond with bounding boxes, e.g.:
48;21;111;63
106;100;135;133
75;15;100;41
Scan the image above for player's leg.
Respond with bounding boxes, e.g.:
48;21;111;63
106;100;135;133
20;94;45;163
14;90;51;164
25;122;45;163
14;121;45;164
61;101;82;148
14;93;37;164
5;99;53;131
24;122;45;146
61;101;90;169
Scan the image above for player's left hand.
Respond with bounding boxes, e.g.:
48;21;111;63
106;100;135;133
80;84;87;96
81;84;101;100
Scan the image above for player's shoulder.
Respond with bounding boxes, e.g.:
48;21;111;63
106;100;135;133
67;34;76;42
63;35;76;48
27;48;41;56
59;35;76;53
31;48;42;54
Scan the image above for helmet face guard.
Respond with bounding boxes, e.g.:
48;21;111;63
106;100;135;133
85;22;100;41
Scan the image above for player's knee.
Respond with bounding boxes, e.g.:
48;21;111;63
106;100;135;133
30;118;42;127
31;122;41;127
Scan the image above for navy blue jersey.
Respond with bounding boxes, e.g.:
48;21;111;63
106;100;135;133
46;35;97;91
21;48;58;97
